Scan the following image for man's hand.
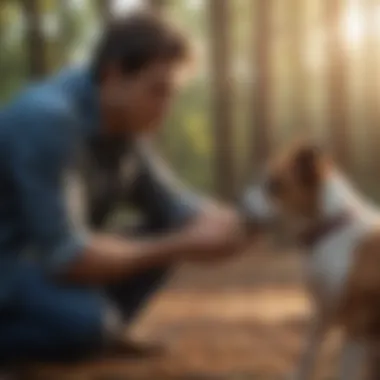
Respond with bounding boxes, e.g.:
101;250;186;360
181;205;249;264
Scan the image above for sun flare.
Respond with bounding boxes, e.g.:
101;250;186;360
341;3;365;48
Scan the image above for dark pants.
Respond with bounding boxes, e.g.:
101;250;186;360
0;225;169;363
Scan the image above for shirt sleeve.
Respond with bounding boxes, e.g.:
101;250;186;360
128;140;203;232
9;92;87;272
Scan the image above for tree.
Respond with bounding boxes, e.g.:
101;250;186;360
96;0;113;25
21;0;47;79
289;0;308;133
58;0;74;66
249;0;273;171
208;0;235;200
145;0;166;12
325;0;349;169
364;0;380;182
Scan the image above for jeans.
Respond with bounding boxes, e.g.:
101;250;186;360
0;250;169;363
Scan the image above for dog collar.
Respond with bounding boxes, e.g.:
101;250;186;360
297;211;352;249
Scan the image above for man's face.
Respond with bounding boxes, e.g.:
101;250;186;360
101;61;179;135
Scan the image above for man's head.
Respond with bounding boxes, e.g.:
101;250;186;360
92;10;191;135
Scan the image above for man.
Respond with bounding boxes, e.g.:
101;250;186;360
0;10;250;363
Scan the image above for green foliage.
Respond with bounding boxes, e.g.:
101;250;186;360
162;79;213;192
0;1;27;103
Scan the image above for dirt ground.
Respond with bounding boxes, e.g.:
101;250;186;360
30;244;343;380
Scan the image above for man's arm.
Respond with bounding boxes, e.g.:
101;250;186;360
11;97;245;285
126;140;203;232
125;140;247;263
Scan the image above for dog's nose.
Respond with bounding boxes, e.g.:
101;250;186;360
238;188;261;230
238;185;277;227
239;191;253;216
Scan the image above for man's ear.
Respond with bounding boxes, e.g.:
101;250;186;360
294;144;323;187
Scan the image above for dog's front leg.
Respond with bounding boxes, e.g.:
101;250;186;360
290;310;329;380
338;337;367;380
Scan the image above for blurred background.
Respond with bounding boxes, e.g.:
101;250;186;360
1;0;379;379
5;0;380;199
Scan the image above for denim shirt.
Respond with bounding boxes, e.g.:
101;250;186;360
0;66;200;306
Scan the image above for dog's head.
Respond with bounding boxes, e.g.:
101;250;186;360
242;142;331;227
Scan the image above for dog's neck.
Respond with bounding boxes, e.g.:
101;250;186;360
297;172;369;248
320;171;368;219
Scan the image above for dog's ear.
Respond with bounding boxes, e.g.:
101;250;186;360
294;144;323;187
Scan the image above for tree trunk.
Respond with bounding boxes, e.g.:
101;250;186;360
21;0;47;80
58;0;73;66
325;0;349;169
250;0;272;171
97;0;113;26
0;2;4;43
146;0;166;12
289;0;308;134
208;0;235;200
364;0;380;182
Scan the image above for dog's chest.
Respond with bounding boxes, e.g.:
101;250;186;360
306;220;369;303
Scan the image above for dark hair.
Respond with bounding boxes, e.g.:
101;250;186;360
92;10;191;83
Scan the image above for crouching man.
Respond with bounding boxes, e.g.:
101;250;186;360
0;10;253;365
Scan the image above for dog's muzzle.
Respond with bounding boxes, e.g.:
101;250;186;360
239;185;277;230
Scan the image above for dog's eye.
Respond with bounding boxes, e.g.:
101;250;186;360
266;177;283;197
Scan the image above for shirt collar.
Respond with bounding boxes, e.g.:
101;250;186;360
53;65;101;138
53;65;136;160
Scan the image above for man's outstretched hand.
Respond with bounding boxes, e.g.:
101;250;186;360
181;204;255;264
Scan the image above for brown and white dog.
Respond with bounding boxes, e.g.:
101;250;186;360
242;142;380;380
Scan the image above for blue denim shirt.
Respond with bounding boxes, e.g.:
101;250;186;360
0;66;200;306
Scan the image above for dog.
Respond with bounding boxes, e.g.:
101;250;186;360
241;142;380;380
